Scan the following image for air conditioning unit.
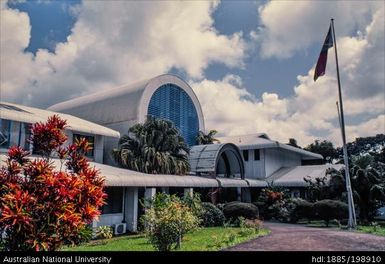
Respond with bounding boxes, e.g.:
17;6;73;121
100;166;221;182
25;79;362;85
114;223;126;235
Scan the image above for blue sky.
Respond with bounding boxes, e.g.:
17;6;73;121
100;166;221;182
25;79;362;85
2;0;384;146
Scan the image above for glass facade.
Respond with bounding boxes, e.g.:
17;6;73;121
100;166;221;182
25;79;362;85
147;84;199;146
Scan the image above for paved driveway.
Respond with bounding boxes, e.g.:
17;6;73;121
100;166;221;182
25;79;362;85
225;222;385;251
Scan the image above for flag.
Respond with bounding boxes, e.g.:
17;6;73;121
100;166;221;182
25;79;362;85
314;25;333;81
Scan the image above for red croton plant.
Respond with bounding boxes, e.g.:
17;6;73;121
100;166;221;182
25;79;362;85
0;115;106;251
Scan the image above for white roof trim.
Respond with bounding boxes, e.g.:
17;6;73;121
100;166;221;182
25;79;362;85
0;102;120;138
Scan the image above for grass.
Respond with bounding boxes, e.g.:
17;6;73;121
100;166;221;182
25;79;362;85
297;219;385;236
62;227;270;251
356;225;385;237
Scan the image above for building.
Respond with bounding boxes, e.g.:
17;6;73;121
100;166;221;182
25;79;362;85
48;74;205;165
1;74;342;234
0;99;246;233
217;133;343;198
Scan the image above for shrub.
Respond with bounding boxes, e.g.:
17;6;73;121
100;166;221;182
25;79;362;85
141;193;200;251
67;225;93;245
223;202;259;222
201;202;225;227
0;115;106;251
314;199;348;227
94;226;113;240
289;199;315;223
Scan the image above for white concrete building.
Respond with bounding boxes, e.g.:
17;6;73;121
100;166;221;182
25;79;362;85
1;74;343;233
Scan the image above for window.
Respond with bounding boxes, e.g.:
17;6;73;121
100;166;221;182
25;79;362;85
102;188;123;214
254;149;260;160
20;123;32;151
147;84;199;146
0;119;11;148
242;150;249;161
73;134;94;158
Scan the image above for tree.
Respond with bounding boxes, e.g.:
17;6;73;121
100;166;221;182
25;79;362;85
112;117;190;175
0;115;106;251
310;154;385;224
141;193;199;251
287;138;301;148
337;134;385;163
304;140;338;163
196;130;220;145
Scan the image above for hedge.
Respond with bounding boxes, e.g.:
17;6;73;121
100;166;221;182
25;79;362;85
223;202;259;221
200;202;225;227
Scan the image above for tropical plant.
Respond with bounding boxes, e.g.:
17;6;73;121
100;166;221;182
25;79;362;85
315;155;385;224
256;184;290;221
112;117;190;175
140;193;200;251
94;226;113;240
0;115;106;251
196;130;220;145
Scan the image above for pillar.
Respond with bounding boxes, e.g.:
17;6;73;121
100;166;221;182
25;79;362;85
184;187;193;198
124;187;138;232
236;187;242;201
144;187;156;201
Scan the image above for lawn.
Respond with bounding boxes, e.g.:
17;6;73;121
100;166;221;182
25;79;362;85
356;225;385;237
63;227;270;251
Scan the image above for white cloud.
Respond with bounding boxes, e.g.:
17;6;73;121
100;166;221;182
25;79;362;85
192;71;384;147
0;1;245;107
256;0;382;59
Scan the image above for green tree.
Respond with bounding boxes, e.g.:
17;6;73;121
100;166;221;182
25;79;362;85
287;138;301;148
196;130;220;145
141;193;200;251
317;155;385;224
112;117;190;175
304;140;338;163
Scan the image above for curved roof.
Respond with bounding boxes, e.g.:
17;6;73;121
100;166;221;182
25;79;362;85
48;74;205;130
188;143;245;178
0;102;120;138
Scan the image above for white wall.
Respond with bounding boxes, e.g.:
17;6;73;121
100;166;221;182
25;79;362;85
242;149;264;180
102;120;138;166
264;148;301;177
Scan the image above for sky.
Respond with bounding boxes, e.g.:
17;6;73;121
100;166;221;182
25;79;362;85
1;0;384;147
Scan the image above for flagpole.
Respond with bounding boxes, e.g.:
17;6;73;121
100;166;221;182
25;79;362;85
331;18;357;228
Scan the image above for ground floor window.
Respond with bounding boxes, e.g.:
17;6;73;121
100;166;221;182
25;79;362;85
0;119;11;148
102;187;123;214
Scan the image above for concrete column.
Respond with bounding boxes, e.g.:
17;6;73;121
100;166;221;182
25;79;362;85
144;187;156;201
184;188;193;198
241;188;251;203
236;187;242;201
124;187;138;232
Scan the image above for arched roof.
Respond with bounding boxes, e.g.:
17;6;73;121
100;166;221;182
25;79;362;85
188;143;245;179
48;74;204;131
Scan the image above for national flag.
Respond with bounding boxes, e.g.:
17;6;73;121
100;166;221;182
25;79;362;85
314;25;334;81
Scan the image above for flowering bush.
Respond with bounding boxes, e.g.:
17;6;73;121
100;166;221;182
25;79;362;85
0;115;106;251
141;193;200;251
257;186;290;221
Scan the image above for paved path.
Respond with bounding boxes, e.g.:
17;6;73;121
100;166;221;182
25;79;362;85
225;222;385;251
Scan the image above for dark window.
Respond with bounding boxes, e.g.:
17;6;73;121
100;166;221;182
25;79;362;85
22;123;32;151
102;187;123;214
0;119;11;148
73;134;94;158
242;150;249;161
254;149;260;160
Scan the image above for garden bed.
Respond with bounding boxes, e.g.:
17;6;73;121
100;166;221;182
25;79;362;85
63;227;270;251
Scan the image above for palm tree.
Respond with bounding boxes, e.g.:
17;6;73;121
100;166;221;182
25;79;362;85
196;130;220;145
112;117;190;175
326;154;385;223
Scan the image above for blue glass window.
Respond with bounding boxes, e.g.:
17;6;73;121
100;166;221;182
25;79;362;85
148;84;199;146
